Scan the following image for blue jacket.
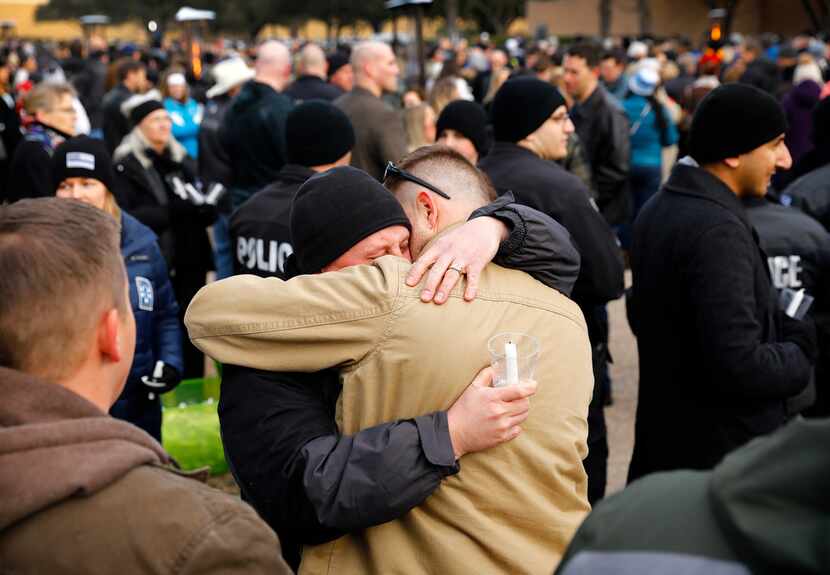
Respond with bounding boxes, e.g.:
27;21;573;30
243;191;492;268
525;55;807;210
164;97;202;159
623;94;678;169
121;211;183;399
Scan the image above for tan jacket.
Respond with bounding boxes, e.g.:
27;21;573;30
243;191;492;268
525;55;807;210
186;256;594;575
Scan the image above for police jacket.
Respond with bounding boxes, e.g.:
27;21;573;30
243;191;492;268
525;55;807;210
744;195;830;415
218;193;582;570
120;211;183;400
570;85;631;226
220;80;293;207
783;162;830;232
628;161;813;481
283;75;343;103
229;163;309;279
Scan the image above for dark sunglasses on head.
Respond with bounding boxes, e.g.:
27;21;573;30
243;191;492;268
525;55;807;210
383;161;452;200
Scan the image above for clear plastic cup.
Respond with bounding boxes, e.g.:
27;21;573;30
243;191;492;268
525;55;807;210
487;332;540;387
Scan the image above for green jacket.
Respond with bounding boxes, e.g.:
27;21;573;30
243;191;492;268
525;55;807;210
556;417;830;575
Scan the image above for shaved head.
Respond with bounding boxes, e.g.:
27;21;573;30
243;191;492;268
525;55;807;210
256;40;291;90
387;145;495;257
351;41;399;95
298;43;327;78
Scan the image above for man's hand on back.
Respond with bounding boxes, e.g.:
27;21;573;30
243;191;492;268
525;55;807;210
447;366;537;460
406;217;509;304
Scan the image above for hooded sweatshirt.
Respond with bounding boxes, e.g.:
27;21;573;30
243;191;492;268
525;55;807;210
555;417;830;574
0;367;291;574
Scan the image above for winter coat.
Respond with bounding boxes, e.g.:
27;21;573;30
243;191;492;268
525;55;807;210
113;127;214;276
229;163;309;278
220;80;293;207
71;57;107;130
0;367;292;575
556;418;830;575
334;87;407;181
120;211;183;399
570;84;632;226
0;92;22;202
198;94;232;213
284;75;344;103
623;93;679;169
186;250;593;574
5;122;70;203
744;195;830;416
165;97;203;159
219;193;583;571
628;160;813;481
783;80;822;166
783;157;830;232
479;142;624;310
102;83;135;154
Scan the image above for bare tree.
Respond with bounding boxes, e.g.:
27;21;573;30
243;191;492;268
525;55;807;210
600;0;612;37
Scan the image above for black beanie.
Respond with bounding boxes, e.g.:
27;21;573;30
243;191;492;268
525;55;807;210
436;100;490;156
289;166;411;273
130;99;165;126
327;52;349;79
492;77;567;143
52;136;115;192
286;100;355;167
689;83;788;165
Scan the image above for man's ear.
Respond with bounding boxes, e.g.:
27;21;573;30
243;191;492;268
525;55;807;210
416;191;438;230
97;308;124;364
724;156;741;169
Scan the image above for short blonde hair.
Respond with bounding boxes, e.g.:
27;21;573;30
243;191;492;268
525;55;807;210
24;82;76;115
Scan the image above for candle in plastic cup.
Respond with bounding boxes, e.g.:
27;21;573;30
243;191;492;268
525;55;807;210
487;332;540;387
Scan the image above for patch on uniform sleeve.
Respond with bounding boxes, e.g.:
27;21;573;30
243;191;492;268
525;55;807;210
136;276;154;311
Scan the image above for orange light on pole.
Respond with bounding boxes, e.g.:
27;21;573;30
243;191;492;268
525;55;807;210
711;23;722;42
192;40;202;79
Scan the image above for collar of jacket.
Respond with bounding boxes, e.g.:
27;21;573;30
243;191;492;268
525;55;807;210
295;75;326;84
277;163;316;184
572;83;608;118
664;162;754;232
350;86;380;100
25;121;72;146
488;140;541;160
0;366;173;530
113;126;187;168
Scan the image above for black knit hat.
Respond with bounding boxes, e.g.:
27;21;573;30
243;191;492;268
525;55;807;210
327;51;349;79
129;99;165;126
289;166;411;273
689;83;788;165
51;136;115;192
286;100;355;167
436;100;490;156
492;77;566;143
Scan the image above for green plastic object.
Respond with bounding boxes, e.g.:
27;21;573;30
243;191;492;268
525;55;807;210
161;377;227;475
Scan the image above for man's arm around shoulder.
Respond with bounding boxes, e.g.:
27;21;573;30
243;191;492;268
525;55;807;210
185;259;403;372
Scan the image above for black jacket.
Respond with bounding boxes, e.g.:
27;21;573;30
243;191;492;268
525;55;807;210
102;84;135;154
229;163;310;279
570;85;631;226
71;58;107;131
479;142;624;310
0;92;22;201
782;162;830;232
744;195;830;416
220;80;293;207
197;95;233;215
628;161;813;481
5;122;71;203
219;193;581;570
283;75;343;103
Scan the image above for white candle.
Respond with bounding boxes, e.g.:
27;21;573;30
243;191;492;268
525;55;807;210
505;341;519;386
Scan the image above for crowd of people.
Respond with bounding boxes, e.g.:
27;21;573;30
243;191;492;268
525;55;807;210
1;27;829;574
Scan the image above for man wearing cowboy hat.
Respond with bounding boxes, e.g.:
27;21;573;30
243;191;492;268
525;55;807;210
199;57;255;279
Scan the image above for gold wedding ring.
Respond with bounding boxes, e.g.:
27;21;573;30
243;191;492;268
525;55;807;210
448;266;465;275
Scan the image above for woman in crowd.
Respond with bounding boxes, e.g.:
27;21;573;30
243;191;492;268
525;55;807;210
403;103;436;152
161;68;202;159
622;66;678;222
114;93;215;378
52;135;183;441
